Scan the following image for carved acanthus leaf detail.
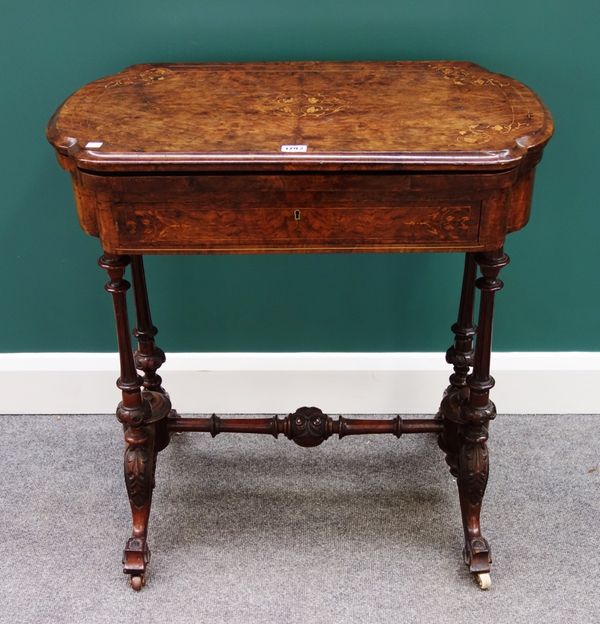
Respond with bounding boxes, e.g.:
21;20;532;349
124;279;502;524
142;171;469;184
124;444;151;508
459;441;489;504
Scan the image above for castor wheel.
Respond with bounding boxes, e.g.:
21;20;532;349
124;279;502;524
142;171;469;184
475;573;491;590
130;574;145;591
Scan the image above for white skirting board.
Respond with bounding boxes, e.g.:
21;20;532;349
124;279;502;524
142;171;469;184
0;352;598;415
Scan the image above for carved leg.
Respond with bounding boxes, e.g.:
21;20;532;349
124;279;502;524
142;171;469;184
438;253;477;476
456;248;509;590
100;253;158;591
130;255;171;453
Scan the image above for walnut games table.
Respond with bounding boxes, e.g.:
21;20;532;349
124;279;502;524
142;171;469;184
47;61;553;591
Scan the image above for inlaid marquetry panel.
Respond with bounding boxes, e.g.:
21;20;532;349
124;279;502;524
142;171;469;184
48;61;553;173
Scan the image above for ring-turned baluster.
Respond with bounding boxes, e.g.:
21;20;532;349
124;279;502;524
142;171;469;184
438;252;478;476
130;255;171;452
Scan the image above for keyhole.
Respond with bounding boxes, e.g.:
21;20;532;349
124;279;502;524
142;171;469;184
294;209;301;221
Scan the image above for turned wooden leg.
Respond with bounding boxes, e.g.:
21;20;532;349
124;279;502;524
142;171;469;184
438;253;477;476
131;255;166;394
456;248;509;589
130;255;172;452
99;253;158;591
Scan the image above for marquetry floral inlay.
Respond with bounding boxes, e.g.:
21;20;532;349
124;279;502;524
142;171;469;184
456;120;529;145
104;67;173;89
266;93;345;117
428;64;510;89
427;64;532;146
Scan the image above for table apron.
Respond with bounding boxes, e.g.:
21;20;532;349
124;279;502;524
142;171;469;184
73;171;529;254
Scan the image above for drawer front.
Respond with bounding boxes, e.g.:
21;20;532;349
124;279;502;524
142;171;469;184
81;172;504;253
99;201;481;253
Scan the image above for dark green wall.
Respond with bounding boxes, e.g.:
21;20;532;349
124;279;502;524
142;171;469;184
2;1;598;352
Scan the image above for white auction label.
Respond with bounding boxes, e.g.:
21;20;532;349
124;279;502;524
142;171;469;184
280;144;308;153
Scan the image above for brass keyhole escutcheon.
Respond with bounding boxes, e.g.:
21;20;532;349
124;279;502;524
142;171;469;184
294;209;301;221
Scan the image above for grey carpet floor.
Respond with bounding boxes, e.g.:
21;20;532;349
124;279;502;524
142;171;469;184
1;414;599;624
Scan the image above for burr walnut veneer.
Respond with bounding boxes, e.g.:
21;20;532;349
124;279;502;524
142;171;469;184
47;61;553;591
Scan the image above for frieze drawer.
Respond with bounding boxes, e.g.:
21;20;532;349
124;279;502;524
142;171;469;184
97;201;481;253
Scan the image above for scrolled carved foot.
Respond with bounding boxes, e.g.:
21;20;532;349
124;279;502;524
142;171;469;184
463;535;492;574
123;536;150;590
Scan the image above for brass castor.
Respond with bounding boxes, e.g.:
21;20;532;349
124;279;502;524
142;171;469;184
130;574;145;591
475;572;491;590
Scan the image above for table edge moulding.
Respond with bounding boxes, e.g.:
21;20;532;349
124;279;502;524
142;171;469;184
47;60;553;592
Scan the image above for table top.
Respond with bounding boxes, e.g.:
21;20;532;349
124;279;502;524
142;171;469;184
47;61;552;174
